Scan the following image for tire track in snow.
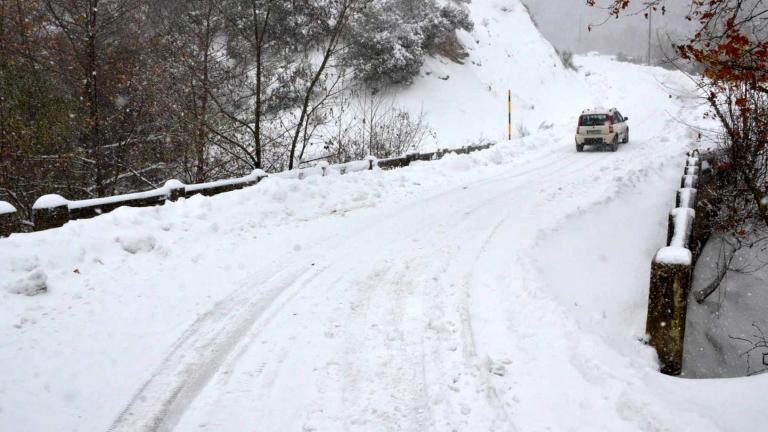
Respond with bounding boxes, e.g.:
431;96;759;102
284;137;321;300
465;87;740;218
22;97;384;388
326;164;561;430
421;216;518;432
418;143;631;431
107;166;492;432
338;262;435;431
107;263;331;432
106;170;501;432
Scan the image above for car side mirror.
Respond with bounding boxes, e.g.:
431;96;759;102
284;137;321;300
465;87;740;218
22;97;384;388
624;116;629;121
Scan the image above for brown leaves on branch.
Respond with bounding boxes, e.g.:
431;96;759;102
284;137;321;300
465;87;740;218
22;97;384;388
594;0;768;88
591;0;768;252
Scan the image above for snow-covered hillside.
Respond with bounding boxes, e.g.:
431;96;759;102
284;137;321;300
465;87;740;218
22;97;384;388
1;1;764;431
398;0;594;147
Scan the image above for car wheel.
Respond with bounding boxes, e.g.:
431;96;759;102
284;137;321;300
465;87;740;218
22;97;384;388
611;135;619;152
576;144;584;152
623;129;629;144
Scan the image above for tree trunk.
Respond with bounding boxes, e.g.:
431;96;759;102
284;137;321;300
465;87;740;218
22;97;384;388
252;4;269;169
194;2;214;183
288;2;350;170
86;0;104;196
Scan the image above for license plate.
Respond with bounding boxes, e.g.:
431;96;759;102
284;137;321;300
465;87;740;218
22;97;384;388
588;130;602;135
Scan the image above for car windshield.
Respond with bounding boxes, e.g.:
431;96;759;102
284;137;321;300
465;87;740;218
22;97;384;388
579;114;609;126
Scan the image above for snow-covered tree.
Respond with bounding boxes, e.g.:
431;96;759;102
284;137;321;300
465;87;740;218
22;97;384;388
346;0;473;85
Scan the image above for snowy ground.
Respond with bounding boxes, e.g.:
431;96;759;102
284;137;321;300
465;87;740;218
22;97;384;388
684;235;768;378
1;1;765;431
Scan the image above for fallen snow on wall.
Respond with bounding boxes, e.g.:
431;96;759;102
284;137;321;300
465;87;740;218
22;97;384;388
678;187;697;209
0;201;16;214
656;246;694;266
656;207;696;265
32;172;267;210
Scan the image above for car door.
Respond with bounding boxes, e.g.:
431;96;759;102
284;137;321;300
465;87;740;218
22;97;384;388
614;111;627;137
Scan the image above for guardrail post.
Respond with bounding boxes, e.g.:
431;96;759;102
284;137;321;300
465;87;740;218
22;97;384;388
675;188;697;208
368;156;377;170
248;169;267;186
645;153;703;376
318;161;329;177
0;201;18;237
647;257;692;375
690;160;714;259
32;194;70;231
666;208;695;247
681;174;699;188
165;180;186;202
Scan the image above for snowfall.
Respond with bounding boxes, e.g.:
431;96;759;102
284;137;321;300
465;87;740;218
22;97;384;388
1;1;765;431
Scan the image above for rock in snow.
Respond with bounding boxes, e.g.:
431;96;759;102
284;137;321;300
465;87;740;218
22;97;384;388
5;269;48;296
116;234;157;254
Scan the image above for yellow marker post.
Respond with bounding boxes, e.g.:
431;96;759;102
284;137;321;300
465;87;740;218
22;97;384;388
507;90;512;140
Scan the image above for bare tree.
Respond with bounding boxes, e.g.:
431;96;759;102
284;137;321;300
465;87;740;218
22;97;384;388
287;0;366;169
730;323;768;375
41;0;171;196
322;89;431;164
156;0;228;183
0;0;79;219
215;0;275;170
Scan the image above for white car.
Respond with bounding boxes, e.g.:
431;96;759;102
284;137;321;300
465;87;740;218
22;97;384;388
575;108;629;152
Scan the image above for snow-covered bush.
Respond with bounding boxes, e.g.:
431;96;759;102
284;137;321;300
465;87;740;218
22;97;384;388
346;6;425;85
421;2;474;49
346;0;473;85
557;49;578;71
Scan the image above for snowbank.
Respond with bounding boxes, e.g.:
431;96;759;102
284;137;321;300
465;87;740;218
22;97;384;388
3;268;48;296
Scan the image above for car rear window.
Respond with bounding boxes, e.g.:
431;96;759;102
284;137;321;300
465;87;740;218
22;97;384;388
579;114;609;126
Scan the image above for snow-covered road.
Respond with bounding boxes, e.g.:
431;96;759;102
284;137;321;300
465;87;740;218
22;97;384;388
100;122;762;431
2;51;766;431
114;143;642;431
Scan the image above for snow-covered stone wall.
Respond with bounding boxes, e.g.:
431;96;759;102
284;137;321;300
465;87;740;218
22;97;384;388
0;201;18;238
646;151;703;375
5;144;495;235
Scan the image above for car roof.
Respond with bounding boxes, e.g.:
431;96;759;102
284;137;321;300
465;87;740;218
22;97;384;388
581;107;616;115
